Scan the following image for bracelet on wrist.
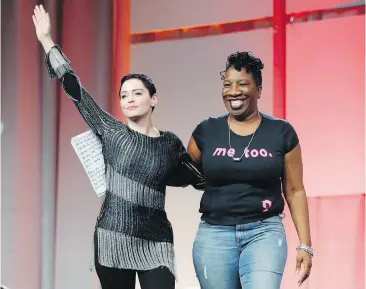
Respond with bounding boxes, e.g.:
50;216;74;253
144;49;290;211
296;244;314;258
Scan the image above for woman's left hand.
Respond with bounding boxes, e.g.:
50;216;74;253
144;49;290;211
296;250;312;286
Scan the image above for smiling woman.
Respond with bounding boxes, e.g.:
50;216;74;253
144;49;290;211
187;51;313;289
221;52;263;121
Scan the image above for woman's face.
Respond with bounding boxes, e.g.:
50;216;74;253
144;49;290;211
120;78;158;120
222;66;261;119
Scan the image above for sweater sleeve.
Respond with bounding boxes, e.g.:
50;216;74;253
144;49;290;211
45;45;124;138
166;139;205;190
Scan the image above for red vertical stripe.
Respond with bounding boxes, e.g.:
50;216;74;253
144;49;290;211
112;0;130;121
273;0;286;118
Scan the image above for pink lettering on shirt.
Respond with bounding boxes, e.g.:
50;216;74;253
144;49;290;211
212;147;273;158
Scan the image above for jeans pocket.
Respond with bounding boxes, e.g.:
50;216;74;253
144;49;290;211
194;220;212;247
259;216;286;238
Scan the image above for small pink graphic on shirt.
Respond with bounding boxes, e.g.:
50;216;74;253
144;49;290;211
262;200;272;212
212;147;273;158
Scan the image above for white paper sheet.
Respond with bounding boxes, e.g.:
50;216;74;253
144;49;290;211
71;130;106;197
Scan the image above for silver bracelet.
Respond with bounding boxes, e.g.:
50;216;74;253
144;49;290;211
296;244;314;258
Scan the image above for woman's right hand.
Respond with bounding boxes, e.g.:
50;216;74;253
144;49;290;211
32;5;51;43
32;5;55;53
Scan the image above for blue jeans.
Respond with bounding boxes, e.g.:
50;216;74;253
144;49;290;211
192;216;287;289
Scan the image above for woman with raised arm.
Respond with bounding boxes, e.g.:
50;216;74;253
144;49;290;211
32;5;204;289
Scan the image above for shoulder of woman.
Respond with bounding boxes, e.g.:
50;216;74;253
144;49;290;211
261;113;296;130
195;114;227;130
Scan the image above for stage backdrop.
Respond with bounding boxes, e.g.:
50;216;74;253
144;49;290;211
1;0;364;289
130;0;365;288
2;1;113;289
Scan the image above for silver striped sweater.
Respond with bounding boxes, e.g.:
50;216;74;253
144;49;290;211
45;45;205;278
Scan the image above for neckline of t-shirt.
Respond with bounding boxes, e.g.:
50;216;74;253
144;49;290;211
126;125;167;140
225;112;264;137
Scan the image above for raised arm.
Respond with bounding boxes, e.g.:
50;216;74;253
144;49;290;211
32;5;123;138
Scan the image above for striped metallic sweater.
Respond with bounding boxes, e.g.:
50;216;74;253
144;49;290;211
45;45;205;278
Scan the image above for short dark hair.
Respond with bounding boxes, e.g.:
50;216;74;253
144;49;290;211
221;52;264;87
120;73;157;97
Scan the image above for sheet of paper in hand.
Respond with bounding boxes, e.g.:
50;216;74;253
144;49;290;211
71;130;106;197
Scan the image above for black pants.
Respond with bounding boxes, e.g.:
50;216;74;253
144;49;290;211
95;262;175;289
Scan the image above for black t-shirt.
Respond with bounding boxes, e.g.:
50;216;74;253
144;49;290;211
192;112;299;225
